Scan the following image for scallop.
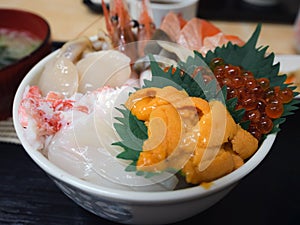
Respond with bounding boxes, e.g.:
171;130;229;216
37;57;79;97
76;50;131;93
57;36;93;62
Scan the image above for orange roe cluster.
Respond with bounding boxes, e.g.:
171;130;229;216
209;57;294;141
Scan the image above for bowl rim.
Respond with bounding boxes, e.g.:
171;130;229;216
13;50;276;204
150;0;199;9
0;8;51;73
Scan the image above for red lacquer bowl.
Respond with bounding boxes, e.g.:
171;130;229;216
0;9;51;120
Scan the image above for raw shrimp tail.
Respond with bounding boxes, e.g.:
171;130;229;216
108;0;137;45
103;0;138;60
138;0;155;41
101;0;113;36
137;0;156;56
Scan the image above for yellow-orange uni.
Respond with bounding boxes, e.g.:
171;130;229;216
125;86;258;185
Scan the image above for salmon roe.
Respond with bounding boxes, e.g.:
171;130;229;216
207;57;294;140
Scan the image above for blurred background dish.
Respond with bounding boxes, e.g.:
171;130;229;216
129;0;199;26
0;8;51;120
275;54;300;94
149;0;199;27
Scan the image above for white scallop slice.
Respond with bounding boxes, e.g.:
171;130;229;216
76;50;131;93
38;57;79;97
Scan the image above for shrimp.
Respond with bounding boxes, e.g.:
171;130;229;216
137;0;156;56
102;0;138;60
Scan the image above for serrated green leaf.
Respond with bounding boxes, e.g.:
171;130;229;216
240;120;251;130
113;106;148;168
233;108;246;124
129;113;148;139
125;162;137;172
226;97;238;112
114;142;140;161
271;117;286;133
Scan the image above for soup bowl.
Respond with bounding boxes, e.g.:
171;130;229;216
12;47;277;224
0;8;51;120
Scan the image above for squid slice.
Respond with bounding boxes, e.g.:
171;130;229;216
48;123;177;191
76;50;131;93
47;86;178;191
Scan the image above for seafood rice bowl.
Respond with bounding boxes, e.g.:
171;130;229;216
13;0;299;224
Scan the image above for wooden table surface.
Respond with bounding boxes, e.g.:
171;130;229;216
1;0;298;55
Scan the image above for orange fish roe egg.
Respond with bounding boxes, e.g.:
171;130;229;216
207;57;294;141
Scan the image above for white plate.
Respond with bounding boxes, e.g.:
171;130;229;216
275;54;300;73
275;54;300;98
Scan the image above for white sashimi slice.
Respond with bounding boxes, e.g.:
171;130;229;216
47;86;178;191
85;144;179;191
48;124;177;191
38;57;79;97
56;36;93;62
76;50;131;93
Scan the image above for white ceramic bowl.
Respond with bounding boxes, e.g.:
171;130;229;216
151;0;199;26
13;50;276;225
129;0;199;27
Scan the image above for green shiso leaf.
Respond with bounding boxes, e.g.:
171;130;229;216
113;106;157;177
113;24;299;176
113;106;147;160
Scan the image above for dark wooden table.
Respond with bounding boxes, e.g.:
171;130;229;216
1;102;299;225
